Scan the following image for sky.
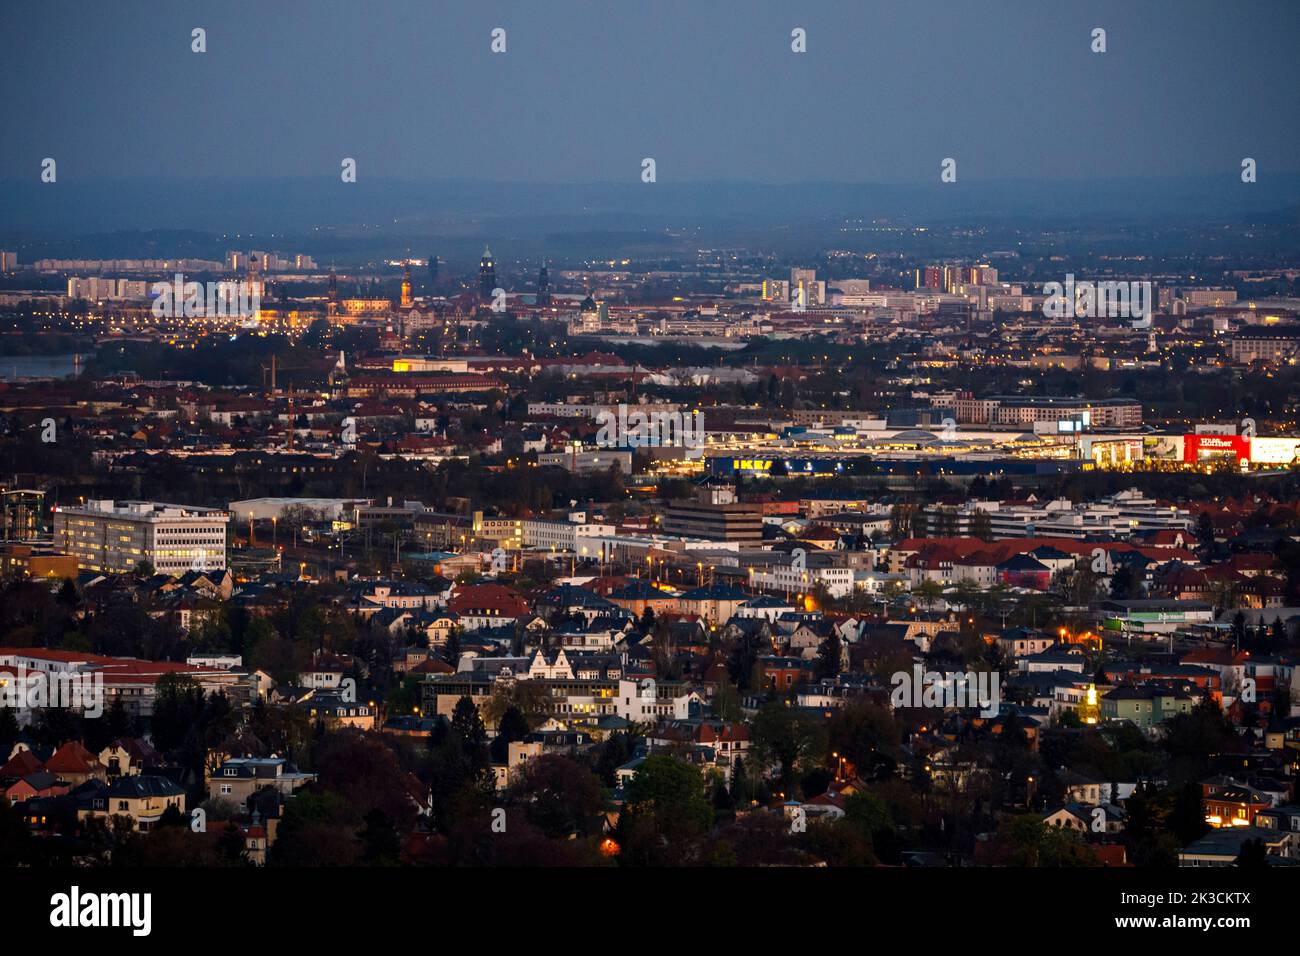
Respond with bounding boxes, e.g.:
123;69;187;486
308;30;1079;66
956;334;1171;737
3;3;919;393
1;0;1298;238
3;0;1299;185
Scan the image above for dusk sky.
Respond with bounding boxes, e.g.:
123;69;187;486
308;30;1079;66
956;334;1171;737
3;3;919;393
4;0;1299;186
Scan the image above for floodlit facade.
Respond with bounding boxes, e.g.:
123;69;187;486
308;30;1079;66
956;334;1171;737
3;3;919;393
53;500;230;575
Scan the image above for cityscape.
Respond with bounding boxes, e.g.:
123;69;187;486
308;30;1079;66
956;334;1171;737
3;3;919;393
1;0;1298;933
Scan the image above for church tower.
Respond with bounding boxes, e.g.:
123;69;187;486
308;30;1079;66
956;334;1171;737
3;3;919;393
479;246;497;302
536;261;551;307
400;263;413;309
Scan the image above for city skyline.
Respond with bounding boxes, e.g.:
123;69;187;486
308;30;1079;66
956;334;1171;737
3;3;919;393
2;0;1298;926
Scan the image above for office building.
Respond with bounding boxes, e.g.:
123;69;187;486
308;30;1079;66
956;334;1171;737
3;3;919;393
53;500;229;575
662;487;763;546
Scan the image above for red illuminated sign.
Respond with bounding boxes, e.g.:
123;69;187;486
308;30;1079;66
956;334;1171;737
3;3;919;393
1182;434;1251;463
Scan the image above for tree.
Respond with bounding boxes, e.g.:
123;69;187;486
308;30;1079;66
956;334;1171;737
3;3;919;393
592;732;633;787
269;791;362;866
383;673;422;719
934;507;959;537
1235;837;1269;868
913;579;943;611
710;681;743;722
999;815;1099;867
56;578;79;610
314;730;419;829
0;796;32;866
1196;510;1216;545
216;822;249;865
247;620;310;685
450;696;489;770
650;619;681;681
729;756;753;806
0;708;20;755
727;626;764;691
1108;564;1138;600
482;680;550;729
103;696;131;742
425;700;496;833
797;817;877;866
815;631;843;679
618;755;714;866
489;705;531;763
151;673;205;754
969;511;995;542
1207;577;1238;614
157;803;187;829
1231;610;1247;650
515;754;604;838
750;701;825;795
199;797;241;822
115;824;223;866
827;699;900;777
359;808;402;865
1161;701;1236;789
844;791;892;838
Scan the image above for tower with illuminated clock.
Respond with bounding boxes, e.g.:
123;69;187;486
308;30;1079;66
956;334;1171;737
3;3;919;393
478;246;497;302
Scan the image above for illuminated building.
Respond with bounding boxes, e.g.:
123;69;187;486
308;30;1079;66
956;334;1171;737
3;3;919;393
399;263;413;309
1229;325;1300;364
662;487;763;546
1079;683;1099;725
1;487;45;540
53;500;229;575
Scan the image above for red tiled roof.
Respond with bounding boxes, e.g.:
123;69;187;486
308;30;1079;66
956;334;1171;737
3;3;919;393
448;583;530;618
0;749;43;778
0;648;227;687
44;741;102;774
